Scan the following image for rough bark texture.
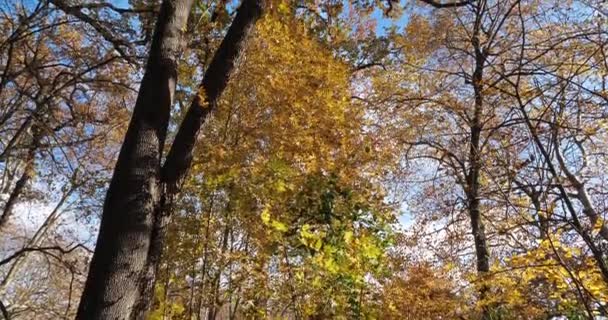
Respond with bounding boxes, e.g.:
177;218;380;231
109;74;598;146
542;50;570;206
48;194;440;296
468;46;490;277
75;0;194;318
161;0;265;191
136;0;264;314
76;0;263;317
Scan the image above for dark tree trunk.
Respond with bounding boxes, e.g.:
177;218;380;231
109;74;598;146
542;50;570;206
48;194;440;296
468;57;489;277
161;0;265;191
77;0;264;318
75;0;194;318
468;17;491;320
0;125;40;232
137;0;264;314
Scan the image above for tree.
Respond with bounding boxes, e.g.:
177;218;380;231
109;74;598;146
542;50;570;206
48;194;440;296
74;0;264;318
362;0;608;317
150;10;395;318
0;0;132;316
2;0;608;318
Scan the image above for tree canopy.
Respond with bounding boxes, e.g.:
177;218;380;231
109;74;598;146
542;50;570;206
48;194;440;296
1;0;608;319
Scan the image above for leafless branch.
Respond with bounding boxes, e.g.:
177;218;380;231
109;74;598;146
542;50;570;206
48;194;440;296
419;0;474;8
0;244;92;267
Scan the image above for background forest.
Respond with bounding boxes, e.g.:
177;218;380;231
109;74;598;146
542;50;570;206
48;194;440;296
1;0;608;319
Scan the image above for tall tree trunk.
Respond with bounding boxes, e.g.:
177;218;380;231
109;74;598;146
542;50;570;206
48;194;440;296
467;82;491;317
468;11;491;319
75;0;194;318
138;0;264;314
77;0;263;317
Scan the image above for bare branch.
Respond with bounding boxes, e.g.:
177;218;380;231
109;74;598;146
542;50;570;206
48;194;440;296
48;0;138;65
419;0;474;8
0;244;91;267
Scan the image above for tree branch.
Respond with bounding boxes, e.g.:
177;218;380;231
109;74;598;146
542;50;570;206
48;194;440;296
419;0;474;8
67;2;156;14
0;244;91;267
48;0;138;65
161;0;264;191
0;299;8;320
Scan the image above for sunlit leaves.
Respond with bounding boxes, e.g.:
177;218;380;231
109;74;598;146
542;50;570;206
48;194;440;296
153;8;395;319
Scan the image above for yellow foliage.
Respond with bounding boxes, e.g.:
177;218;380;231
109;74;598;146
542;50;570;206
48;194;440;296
379;263;465;320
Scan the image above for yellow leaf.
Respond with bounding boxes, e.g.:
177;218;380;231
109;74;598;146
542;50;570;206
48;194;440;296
271;220;288;232
313;238;323;251
261;207;271;224
343;231;353;243
278;1;290;14
593;218;605;235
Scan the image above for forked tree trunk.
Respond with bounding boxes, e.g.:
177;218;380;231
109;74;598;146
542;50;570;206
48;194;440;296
76;0;264;318
140;0;263;314
75;0;194;318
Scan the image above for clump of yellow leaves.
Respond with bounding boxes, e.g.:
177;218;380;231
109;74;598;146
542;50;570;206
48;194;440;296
479;234;608;318
155;10;396;320
379;262;466;320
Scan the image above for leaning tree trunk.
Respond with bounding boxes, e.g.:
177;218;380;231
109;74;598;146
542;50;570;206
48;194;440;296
552;125;608;241
136;0;264;314
75;0;194;318
77;0;264;318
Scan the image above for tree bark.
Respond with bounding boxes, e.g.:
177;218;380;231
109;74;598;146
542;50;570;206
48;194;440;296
468;10;491;319
77;0;264;317
136;0;264;314
161;0;265;191
468;75;489;276
75;0;194;318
